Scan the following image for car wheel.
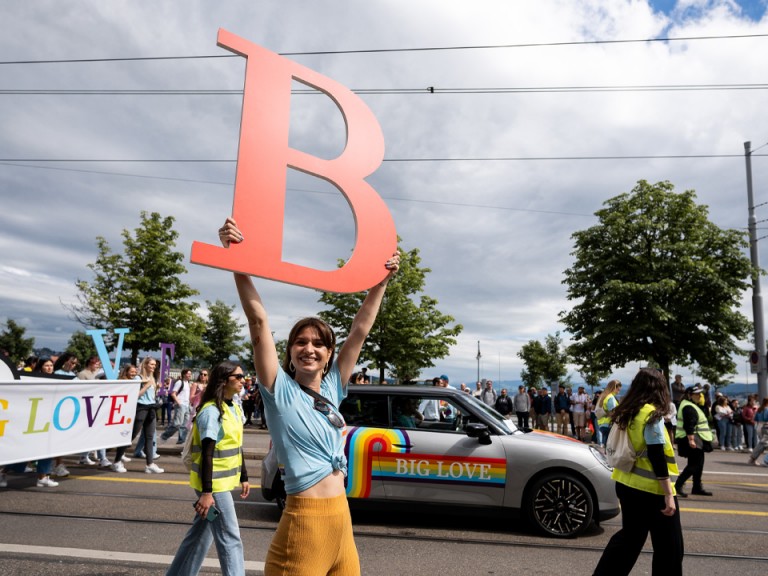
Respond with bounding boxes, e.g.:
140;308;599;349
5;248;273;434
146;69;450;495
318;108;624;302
273;476;287;511
525;472;593;538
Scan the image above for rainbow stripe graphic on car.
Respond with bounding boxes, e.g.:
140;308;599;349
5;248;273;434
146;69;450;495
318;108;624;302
345;427;411;498
344;427;507;498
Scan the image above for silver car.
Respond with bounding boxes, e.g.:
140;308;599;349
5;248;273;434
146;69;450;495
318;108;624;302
261;385;619;537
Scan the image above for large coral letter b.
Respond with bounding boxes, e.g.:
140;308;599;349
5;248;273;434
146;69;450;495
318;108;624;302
190;29;397;293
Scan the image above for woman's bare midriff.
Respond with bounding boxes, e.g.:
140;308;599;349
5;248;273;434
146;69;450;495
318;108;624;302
294;470;346;498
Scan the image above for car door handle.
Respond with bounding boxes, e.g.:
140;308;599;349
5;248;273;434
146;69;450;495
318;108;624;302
392;443;413;449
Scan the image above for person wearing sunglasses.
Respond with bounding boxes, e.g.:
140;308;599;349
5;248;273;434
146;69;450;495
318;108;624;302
166;360;250;576
219;217;399;576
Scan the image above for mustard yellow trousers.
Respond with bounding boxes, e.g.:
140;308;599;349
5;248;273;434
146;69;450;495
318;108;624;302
264;493;360;576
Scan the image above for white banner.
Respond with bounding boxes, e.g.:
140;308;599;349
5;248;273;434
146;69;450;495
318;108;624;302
0;379;139;466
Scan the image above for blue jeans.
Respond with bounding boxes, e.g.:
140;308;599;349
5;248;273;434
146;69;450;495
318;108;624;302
729;422;743;449
744;423;756;450
599;425;611;447
6;458;53;475
166;490;244;576
717;418;730;448
162;403;191;443
134;431;158;457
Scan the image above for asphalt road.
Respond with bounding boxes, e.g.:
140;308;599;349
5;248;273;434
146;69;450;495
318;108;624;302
1;429;766;575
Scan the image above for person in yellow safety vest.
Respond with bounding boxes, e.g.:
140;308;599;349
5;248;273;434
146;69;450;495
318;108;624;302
674;385;714;497
595;379;622;447
166;361;250;576
593;368;683;576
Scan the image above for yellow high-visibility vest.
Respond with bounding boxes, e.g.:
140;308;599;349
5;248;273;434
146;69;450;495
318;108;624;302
189;400;243;493
611;403;679;496
675;399;713;441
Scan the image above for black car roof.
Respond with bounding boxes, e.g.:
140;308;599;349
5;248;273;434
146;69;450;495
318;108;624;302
345;385;464;397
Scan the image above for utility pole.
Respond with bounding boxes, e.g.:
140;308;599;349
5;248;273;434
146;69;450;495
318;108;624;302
745;141;768;401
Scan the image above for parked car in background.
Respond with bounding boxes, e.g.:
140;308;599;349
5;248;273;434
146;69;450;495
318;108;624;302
262;385;619;537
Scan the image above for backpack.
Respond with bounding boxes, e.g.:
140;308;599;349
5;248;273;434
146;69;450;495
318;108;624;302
595;397;607;419
605;424;637;472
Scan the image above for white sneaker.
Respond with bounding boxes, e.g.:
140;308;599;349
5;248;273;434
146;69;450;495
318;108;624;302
53;464;70;477
99;458;112;468
120;455;132;463
145;463;164;474
79;456;95;465
36;476;59;487
0;472;7;488
153;454;161;460
111;462;127;473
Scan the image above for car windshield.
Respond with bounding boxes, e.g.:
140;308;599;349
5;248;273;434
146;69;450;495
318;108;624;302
462;394;519;434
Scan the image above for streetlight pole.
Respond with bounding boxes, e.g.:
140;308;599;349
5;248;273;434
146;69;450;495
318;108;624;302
745;141;768;402
476;341;481;383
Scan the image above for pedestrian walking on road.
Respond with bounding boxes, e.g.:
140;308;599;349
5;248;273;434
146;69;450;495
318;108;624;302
220;217;399;576
592;368;683;576
166;360;250;576
674;385;713;497
748;398;768;466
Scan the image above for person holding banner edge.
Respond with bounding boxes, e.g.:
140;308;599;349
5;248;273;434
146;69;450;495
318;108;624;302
219;217;399;576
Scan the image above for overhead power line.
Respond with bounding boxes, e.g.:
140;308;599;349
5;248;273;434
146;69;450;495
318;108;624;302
0;33;766;65
1;154;766;163
0;161;593;218
2;83;768;95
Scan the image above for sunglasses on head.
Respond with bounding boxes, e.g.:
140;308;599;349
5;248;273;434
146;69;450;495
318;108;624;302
312;399;345;428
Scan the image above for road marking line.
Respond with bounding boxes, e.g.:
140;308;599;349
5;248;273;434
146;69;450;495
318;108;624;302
67;475;262;489
2;543;265;573
69;475;188;485
703;470;768;477
708;482;768;488
681;507;768;517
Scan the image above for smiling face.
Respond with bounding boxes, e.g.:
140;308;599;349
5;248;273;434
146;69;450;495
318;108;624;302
290;326;332;378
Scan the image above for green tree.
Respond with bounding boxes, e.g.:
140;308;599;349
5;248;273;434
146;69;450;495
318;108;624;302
66;331;98;366
318;243;463;383
517;332;570;389
560;180;754;380
69;211;207;365
0;319;34;364
202;299;246;367
240;337;286;378
697;365;734;391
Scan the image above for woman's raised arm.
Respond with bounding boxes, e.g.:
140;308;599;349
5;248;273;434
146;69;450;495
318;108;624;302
336;252;399;385
219;218;278;392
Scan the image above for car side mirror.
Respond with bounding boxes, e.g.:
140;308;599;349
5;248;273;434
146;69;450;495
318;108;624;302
465;422;492;445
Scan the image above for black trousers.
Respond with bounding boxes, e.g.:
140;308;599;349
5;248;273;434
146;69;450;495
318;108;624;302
675;445;705;491
515;411;529;429
593;482;684;576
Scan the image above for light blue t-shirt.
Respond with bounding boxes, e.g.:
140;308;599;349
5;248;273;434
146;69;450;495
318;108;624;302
260;362;347;494
643;418;667;445
197;402;240;442
136;376;156;405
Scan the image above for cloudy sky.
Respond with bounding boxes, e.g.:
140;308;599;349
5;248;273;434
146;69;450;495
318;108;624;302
1;0;767;386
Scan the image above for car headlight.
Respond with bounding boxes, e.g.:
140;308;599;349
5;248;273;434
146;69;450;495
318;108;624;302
590;445;612;470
